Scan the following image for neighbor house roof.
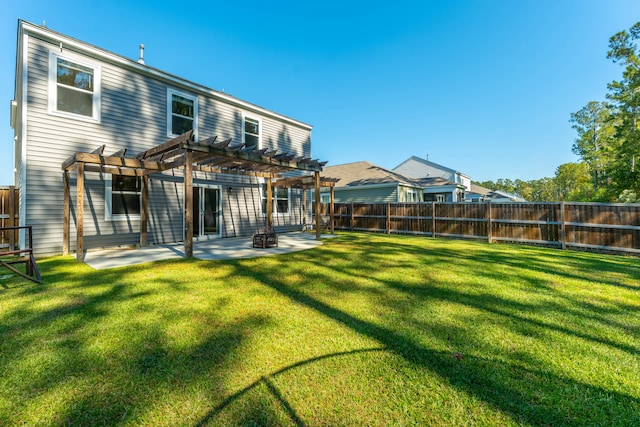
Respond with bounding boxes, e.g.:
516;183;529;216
415;177;463;187
470;183;492;195
322;161;420;188
394;156;470;179
468;184;526;202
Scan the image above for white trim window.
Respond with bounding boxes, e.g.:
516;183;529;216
243;115;261;149
436;194;446;202
167;89;198;137
261;184;290;216
406;189;418;202
105;175;141;220
48;51;101;122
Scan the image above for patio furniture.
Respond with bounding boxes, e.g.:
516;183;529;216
0;225;41;283
252;227;278;248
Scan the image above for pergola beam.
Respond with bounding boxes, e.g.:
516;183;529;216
183;141;324;172
62;152;167;172
134;130;194;160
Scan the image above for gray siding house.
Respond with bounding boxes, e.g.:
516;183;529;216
319;162;423;203
394;156;470;202
11;20;315;256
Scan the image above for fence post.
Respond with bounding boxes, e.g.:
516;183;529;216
330;186;335;234
432;201;437;238
386;203;391;234
8;186;16;250
486;201;493;243
559;202;566;250
350;203;355;231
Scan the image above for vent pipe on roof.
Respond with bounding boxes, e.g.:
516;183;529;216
138;44;145;64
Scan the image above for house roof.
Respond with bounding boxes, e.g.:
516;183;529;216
470;183;492;195
415;177;462;187
394;156;470;179
468;184;526;202
18;20;312;130
322;161;420;188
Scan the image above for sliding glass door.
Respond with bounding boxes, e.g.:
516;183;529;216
192;186;221;239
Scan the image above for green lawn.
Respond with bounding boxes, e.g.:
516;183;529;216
1;233;639;426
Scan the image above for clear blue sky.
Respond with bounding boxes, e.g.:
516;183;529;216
2;0;640;185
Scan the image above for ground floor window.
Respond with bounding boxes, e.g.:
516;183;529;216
261;184;290;215
405;189;418;202
105;175;141;220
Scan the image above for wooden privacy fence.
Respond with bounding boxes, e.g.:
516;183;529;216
1;186;19;251
319;202;640;256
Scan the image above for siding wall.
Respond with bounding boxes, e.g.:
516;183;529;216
20;31;312;256
330;186;398;204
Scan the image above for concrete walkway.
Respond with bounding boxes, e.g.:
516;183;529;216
84;232;335;270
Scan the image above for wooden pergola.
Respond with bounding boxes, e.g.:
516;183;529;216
62;130;335;262
273;175;340;234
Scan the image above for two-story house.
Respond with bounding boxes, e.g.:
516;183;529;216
393;156;469;202
11;20;323;257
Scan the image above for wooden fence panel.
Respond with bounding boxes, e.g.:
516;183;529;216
325;201;640;256
436;203;487;239
490;203;560;244
564;203;640;253
389;203;433;235
1;187;19;250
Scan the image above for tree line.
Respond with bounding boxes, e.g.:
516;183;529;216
477;22;640;203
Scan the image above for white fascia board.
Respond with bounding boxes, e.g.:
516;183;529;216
315;182;398;194
20;20;312;131
337;183;399;192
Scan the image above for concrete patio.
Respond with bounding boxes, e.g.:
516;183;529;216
84;232;335;270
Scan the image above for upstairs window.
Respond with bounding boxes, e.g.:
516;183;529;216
168;89;198;137
243;116;261;149
105;175;141;220
49;52;101;122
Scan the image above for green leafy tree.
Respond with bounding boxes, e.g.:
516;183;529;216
606;22;640;196
554;162;592;201
569;101;617;191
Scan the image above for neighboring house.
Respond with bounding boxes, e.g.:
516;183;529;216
415;177;467;203
320;162;423;203
11;20;317;256
466;184;526;203
394;156;469;202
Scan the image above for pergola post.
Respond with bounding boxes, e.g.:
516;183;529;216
266;176;273;229
76;162;85;263
63;170;69;256
302;189;307;230
184;151;193;258
315;171;321;241
8;186;15;249
140;174;149;247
